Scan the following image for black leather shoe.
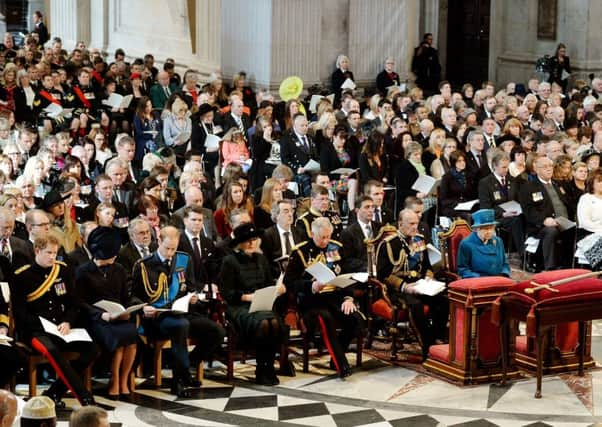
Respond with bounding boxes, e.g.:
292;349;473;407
170;380;191;398
81;396;97;406
338;364;352;379
255;366;274;386
184;377;202;388
278;360;296;377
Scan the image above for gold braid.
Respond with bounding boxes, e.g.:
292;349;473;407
141;262;168;304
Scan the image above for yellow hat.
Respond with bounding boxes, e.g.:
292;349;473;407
22;396;56;419
279;76;303;101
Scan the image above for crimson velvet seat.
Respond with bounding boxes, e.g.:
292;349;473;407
504;269;596;376
493;269;602;398
423;276;517;384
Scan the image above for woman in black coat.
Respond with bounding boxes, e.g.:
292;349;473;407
220;223;286;386
320;125;359;211
77;227;138;399
13;71;35;125
548;43;571;93
438;150;477;221
331;54;355;105
359;131;388;187
395;141;430;215
250;116;280;191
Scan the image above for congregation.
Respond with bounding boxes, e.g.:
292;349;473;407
1;10;601;422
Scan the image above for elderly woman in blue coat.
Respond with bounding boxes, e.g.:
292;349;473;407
457;209;510;278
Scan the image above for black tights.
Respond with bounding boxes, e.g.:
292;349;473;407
255;318;282;367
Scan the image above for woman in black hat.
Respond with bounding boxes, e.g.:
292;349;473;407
220;223;286;385
76;226;138;400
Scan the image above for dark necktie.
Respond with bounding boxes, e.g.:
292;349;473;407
501;176;506;187
365;223;373;239
375;208;382;223
302;136;309;152
192;237;202;276
164;259;171;271
283;231;292;255
476;153;482;168
141;246;149;258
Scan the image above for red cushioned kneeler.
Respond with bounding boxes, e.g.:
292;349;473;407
423;276;519;384
509;269;596;374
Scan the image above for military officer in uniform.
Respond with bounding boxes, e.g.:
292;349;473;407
295;184;343;241
284;217;364;378
376;209;448;359
32;73;68;132
280;113;318;197
132;226;225;397
66;68;102;124
0;281;21;389
11;235;97;407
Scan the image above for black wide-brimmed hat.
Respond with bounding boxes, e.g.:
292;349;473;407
88;226;122;260
38;189;70;211
198;103;217;117
230;223;263;247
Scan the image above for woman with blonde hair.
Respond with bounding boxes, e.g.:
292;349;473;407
254;177;283;229
313;111;337;154
163;97;192;166
422;127;445;174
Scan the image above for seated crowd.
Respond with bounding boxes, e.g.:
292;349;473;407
0;25;600;408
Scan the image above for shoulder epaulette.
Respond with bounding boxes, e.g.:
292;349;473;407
14;264;31;275
297;211;310;219
55;260;67;267
384;233;399;242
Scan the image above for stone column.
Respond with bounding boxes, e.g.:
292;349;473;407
89;0;108;51
49;0;90;50
348;0;420;86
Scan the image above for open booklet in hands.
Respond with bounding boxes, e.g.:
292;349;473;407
93;300;147;320
406;278;446;296
305;262;368;289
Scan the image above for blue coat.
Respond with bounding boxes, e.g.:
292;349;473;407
457;232;510;278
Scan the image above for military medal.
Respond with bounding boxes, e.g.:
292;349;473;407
54;281;66;296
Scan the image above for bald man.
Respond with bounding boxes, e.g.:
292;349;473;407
0;390;17;427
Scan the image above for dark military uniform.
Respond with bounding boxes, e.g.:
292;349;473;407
295;207;343;241
376;231;448;357
132;251;225;388
0;282;21;387
66;84;102;118
284;239;364;375
32;87;69;129
11;260;97;404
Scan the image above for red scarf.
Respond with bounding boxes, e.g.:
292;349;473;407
91;71;104;84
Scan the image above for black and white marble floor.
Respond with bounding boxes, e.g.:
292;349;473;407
15;323;602;427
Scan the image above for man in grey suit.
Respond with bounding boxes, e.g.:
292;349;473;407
170;186;218;242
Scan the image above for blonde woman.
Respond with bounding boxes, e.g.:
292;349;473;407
163;97;192;165
422;128;445;175
254;178;283;229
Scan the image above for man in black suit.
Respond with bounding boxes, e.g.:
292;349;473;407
341;196;379;273
349;180;394;225
280;113;319;197
261;200;301;277
478;151;525;257
177;206;219;285
106;158;136;217
116;218;157;277
32;11;49;46
465;129;490;185
518;156;573;270
66;222;97;268
12;209;67;269
0;207;29;277
171;186;217;242
221;95;251;140
84;174;130;227
106;135;145;184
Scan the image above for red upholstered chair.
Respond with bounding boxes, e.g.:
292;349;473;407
502;269;597;374
423;276;517;384
437;219;472;280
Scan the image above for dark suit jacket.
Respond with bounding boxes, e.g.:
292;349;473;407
13;87;35;125
348;206;393;226
260;225;303;277
439;170;478;217
519;178;571;236
221;112;251;137
478;174;519;220
395;159;420;214
320;141;358;181
66;246;92;269
177;233;219;284
465;150;491;184
279;130;318;173
116;241;158;278
340;221;380;273
170;206;218;242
